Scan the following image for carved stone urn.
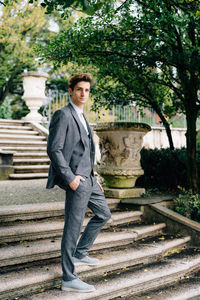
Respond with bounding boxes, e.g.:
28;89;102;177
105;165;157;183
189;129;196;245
94;122;151;190
21;71;49;122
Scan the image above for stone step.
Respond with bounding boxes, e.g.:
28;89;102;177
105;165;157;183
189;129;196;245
0;124;32;131
0;134;46;141
0;223;169;268
134;269;200;300
0;147;47;153
28;254;200;300
0;119;26;126
0;129;39;135
0;140;47;147
0;238;196;300
14;152;48;159
13;158;50;165
9;172;49;179
13;165;49;174
0;211;143;243
0;199;121;223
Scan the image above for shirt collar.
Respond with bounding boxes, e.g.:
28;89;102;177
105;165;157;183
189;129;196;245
70;100;83;115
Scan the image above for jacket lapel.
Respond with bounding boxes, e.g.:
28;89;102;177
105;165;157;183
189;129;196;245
68;103;87;141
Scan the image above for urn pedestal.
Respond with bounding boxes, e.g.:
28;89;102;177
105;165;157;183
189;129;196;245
94;122;151;198
21;71;49;122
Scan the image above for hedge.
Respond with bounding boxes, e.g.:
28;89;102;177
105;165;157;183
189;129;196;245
136;148;200;191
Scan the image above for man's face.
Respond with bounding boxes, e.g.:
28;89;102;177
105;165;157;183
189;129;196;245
69;81;90;108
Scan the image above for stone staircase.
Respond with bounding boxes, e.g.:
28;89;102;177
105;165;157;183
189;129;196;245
0;119;49;179
0;198;200;300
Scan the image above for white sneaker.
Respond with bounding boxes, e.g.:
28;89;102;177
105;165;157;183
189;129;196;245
62;278;95;293
73;255;100;266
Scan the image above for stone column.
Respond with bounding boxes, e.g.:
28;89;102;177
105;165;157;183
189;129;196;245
94;122;151;198
21;71;49;122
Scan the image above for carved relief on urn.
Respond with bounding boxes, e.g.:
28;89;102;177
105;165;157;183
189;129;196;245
94;122;151;188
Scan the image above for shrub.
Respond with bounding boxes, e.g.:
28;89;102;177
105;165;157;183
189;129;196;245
174;188;200;223
136;148;188;190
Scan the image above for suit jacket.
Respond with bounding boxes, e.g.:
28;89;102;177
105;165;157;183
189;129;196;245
46;103;95;190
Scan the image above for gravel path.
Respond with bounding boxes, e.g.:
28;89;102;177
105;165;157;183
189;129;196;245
0;179;65;206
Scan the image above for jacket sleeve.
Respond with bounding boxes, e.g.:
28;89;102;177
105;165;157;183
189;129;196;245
47;109;76;185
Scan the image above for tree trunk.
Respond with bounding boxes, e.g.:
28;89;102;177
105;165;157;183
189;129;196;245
185;105;198;193
151;101;174;150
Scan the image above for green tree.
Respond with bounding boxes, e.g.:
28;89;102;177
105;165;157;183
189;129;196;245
28;0;110;16
0;1;50;106
38;0;200;192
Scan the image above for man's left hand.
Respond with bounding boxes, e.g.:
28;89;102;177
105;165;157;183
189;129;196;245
97;181;104;193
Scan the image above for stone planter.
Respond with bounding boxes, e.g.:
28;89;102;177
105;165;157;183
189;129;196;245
21;71;49;122
94;122;151;189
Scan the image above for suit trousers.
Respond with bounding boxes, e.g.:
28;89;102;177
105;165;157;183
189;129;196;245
61;175;111;281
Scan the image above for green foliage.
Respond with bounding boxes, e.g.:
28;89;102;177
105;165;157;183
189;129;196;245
29;0;111;16
37;0;200;191
137;148;189;190
10;96;30;120
174;188;200;223
0;98;12;119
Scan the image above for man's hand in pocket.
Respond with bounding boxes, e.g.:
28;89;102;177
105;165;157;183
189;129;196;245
69;176;85;191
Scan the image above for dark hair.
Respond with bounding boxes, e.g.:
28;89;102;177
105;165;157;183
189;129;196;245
69;73;94;90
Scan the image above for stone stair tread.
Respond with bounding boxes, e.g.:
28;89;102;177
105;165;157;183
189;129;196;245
137;270;200;300
1;147;47;151
0;119;26;124
0;199;120;222
13;158;50;163
25;254;200;300
0;140;47;145
0;211;143;242
0;134;45;140
9;173;49;179
13;165;49;169
14;152;48;157
0;125;32;130
0;246;199;299
0;234;189;268
0;129;39;135
163;284;200;300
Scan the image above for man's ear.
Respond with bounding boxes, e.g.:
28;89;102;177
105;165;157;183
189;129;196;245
69;88;72;96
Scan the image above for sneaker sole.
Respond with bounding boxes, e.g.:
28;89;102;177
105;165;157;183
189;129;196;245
61;286;96;293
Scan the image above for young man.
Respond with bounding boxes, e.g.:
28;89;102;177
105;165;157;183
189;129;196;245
46;74;111;293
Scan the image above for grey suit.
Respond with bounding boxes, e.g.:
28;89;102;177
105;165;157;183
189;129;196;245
46;103;111;281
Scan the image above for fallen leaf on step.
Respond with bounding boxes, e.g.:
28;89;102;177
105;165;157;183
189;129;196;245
102;273;108;277
104;279;108;282
144;269;148;272
117;272;121;275
124;249;128;252
158;236;165;240
147;296;151;299
184;275;190;279
40;289;45;293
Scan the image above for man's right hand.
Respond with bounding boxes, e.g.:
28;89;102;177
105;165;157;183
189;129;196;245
69;175;85;191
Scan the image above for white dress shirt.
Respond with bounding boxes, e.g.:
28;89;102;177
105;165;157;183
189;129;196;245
70;100;89;135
